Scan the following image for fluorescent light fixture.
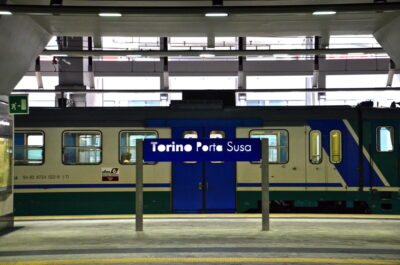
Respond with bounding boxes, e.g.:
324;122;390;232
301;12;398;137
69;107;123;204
199;53;215;58
273;54;290;57
52;54;68;57
98;13;122;17
0;11;12;15
205;13;228;17
347;52;365;56
312;11;336;15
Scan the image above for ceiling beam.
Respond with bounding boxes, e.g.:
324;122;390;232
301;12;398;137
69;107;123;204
42;48;385;57
1;3;400;15
12;87;400;93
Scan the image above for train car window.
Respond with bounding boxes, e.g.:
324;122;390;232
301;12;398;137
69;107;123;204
14;131;44;165
183;131;198;164
210;130;225;164
119;131;158;164
0;138;11;190
250;130;288;163
330;130;342;164
377;126;394;152
63;131;101;165
309;130;322;164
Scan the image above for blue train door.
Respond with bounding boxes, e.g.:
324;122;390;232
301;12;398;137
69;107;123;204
172;127;236;213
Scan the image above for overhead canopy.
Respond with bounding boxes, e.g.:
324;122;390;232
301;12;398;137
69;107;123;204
4;1;400;37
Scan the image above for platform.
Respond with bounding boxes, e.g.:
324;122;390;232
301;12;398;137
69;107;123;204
0;214;399;265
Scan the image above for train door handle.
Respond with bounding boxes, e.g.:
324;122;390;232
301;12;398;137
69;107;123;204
198;182;203;190
205;183;209;191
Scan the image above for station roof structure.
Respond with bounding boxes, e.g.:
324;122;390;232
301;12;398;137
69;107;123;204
1;0;400;97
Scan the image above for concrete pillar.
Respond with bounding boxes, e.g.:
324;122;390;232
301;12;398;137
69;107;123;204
374;15;400;70
55;36;89;107
160;37;169;106
0;16;51;95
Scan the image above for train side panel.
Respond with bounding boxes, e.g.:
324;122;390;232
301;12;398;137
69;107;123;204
14;127;171;215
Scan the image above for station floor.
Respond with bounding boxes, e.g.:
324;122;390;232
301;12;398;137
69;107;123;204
0;214;400;265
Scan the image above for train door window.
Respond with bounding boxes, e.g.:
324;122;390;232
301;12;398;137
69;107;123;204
330;130;342;163
377;126;394;152
119;131;158;164
63;131;101;165
210;130;225;164
183;131;198;164
309;130;322;164
0;138;11;190
14;132;44;165
250;130;288;163
183;131;198;139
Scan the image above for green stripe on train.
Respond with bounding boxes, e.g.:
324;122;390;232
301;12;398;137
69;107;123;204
237;191;400;214
14;192;171;216
14;190;400;215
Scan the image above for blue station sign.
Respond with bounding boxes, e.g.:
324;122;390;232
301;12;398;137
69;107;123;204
143;138;261;162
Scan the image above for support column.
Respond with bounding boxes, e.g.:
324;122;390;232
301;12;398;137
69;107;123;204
35;57;44;89
308;36;321;106
55;36;89;107
238;37;246;90
238;37;247;105
387;60;396;87
160;37;169;106
261;139;270;231
374;15;400;70
0;16;51;95
135;139;144;232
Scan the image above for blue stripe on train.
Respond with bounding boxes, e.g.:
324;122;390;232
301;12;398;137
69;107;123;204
15;183;342;189
14;184;171;189
238;183;342;187
307;119;384;187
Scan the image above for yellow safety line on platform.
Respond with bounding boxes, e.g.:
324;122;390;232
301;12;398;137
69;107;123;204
14;214;400;220
0;258;400;265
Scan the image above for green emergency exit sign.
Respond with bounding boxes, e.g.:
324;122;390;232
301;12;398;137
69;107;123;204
9;95;29;114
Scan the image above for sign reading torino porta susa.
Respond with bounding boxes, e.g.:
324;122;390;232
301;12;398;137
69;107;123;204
143;139;261;162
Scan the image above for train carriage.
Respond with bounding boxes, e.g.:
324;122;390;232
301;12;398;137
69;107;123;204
13;105;400;215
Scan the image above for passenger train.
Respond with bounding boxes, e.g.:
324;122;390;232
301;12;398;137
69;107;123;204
12;101;400;215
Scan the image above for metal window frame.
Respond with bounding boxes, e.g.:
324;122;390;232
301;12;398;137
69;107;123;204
62;130;102;165
14;130;45;166
118;130;159;165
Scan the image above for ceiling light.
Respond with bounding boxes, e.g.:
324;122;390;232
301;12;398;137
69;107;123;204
52;54;68;57
205;13;228;17
0;11;12;15
98;13;122;17
312;11;336;15
199;53;215;58
273;54;290;57
347;52;365;56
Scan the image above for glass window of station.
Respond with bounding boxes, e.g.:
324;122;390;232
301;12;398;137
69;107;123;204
120;131;158;164
63;131;102;165
14;132;44;165
250;130;289;163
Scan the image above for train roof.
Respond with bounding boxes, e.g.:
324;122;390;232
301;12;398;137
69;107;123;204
15;105;400;127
